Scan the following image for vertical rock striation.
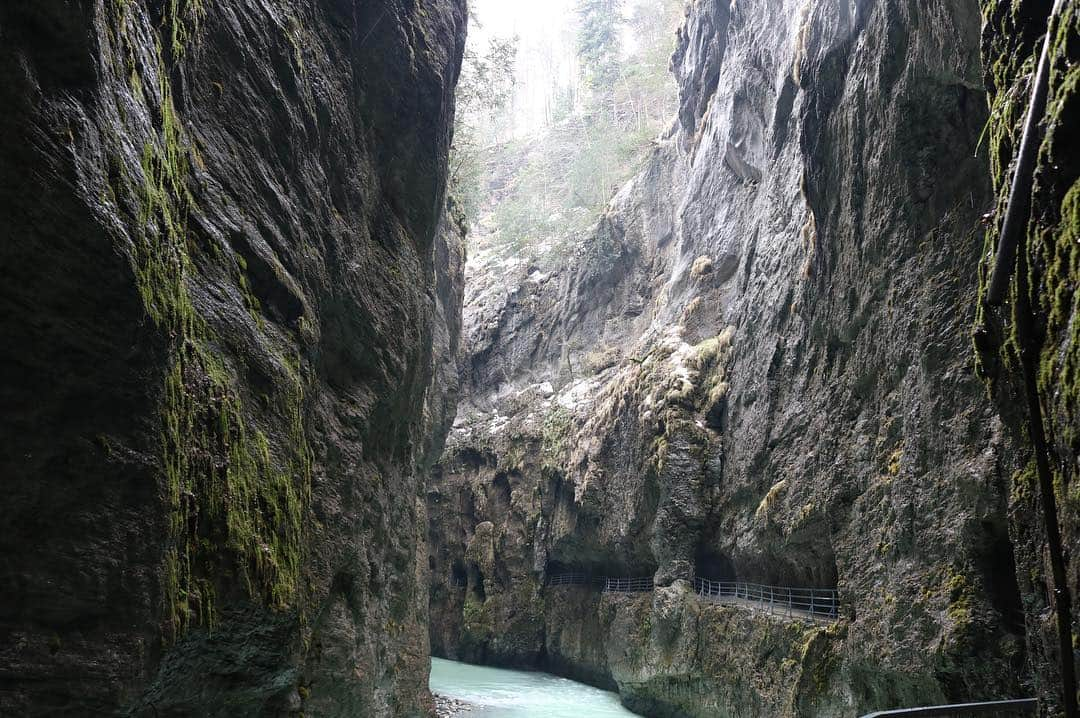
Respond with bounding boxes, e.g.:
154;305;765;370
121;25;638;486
0;1;465;715
428;0;1040;714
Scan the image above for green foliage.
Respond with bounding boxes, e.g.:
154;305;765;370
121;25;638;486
489;115;655;255
457;34;518;121
541;407;574;471
576;0;625;94
109;2;312;641
469;0;683;262
167;0;207;57
451;33;519;217
975;0;1080;498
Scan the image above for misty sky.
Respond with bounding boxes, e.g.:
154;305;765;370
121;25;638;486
468;0;580;135
469;0;668;136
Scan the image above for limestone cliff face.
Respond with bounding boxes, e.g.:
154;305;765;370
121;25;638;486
0;1;465;715
428;0;1033;714
975;0;1079;712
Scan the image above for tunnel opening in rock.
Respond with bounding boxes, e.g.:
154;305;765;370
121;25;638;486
546;560;585;576
549;548;659;581
490;470;514;515
451;560;468;589
761;533;841;591
975;519;1025;634
468;566;487;603
694;546;735;581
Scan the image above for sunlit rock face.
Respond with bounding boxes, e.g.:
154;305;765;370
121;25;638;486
0;1;465;715
428;0;1034;714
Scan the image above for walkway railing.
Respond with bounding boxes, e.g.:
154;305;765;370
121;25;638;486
603;576;654;593
693;577;840;621
544;573;841;621
859;698;1037;717
547;572;594;587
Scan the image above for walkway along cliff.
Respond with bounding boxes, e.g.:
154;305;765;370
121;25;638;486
0;1;465;715
427;0;1079;716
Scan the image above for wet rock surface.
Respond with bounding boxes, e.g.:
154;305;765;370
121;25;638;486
975;0;1080;712
428;0;1038;714
0;1;465;715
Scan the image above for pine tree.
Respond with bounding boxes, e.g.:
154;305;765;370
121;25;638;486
451;33;518;216
575;0;625;96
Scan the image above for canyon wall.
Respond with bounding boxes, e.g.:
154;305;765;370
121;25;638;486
0;1;465;715
427;0;1047;714
976;0;1079;713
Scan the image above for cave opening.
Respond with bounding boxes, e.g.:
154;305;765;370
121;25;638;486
545;554;659;585
489;470;514;516
451;560;468;589
469;566;487;603
975;519;1025;634
694;546;736;581
546;560;582;577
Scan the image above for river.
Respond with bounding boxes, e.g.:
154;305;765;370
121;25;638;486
429;657;640;717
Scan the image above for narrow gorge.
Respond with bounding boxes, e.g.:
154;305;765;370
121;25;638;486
0;0;1077;717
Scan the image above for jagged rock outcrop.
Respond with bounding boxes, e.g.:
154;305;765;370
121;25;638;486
0;1;465;715
428;0;1040;714
975;0;1079;713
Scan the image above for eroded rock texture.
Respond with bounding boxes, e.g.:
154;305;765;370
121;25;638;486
0;1;465;715
428;0;1037;714
976;0;1079;713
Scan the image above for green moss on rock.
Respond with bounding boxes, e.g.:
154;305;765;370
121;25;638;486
107;1;314;641
974;0;1080;706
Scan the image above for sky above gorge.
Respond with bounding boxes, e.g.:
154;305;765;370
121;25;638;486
468;0;664;136
468;0;579;135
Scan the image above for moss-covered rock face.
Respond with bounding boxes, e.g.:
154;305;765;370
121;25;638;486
428;0;1035;714
0;1;465;715
975;0;1080;710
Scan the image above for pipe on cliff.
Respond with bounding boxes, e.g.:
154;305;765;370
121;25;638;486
983;0;1078;713
1022;355;1078;718
985;0;1065;305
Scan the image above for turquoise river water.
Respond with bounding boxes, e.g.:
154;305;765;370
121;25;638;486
429;657;640;717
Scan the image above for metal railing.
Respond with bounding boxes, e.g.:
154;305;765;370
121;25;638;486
544;573;841;621
602;576;654;593
693;578;840;621
546;572;594;587
860;699;1037;717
